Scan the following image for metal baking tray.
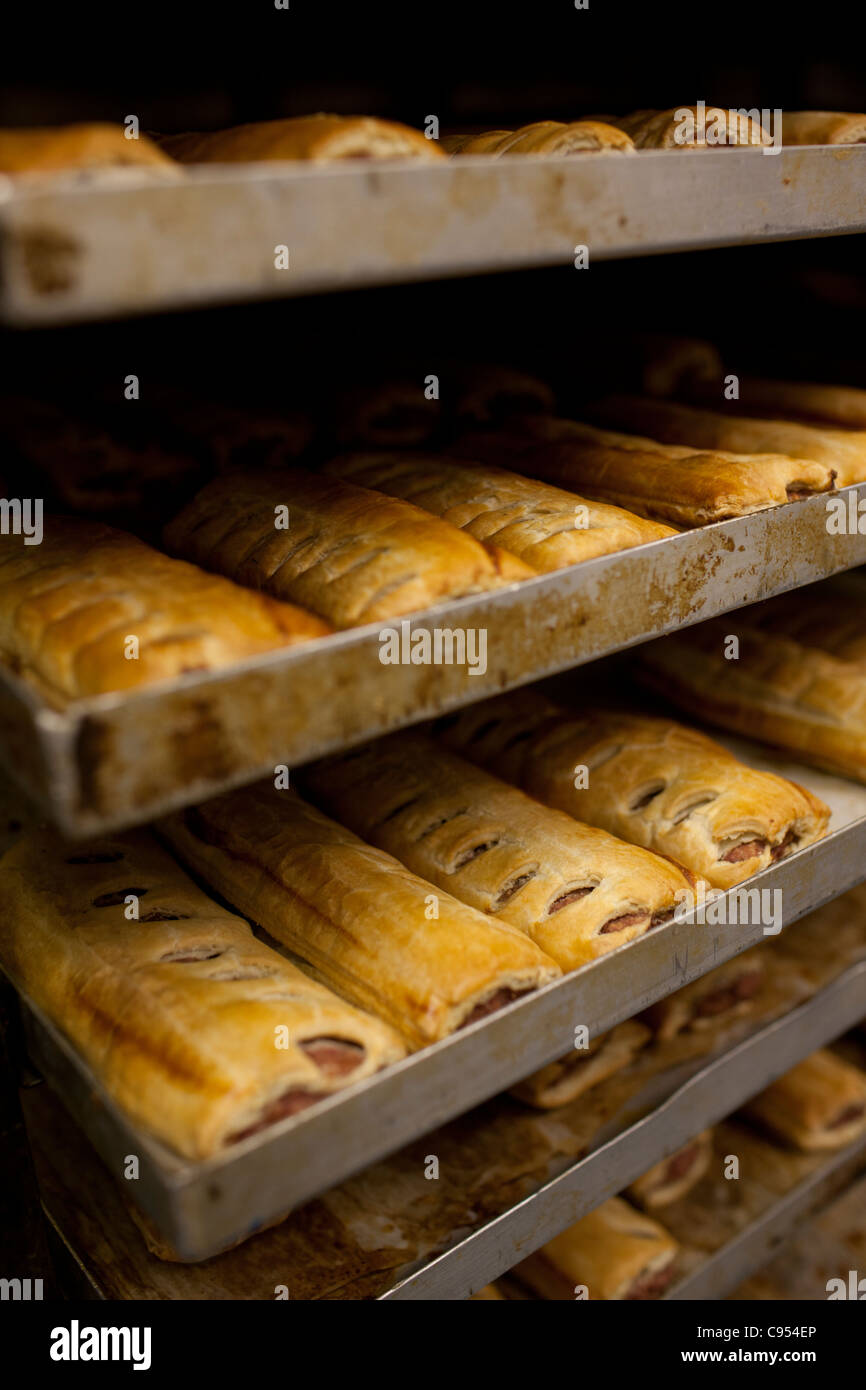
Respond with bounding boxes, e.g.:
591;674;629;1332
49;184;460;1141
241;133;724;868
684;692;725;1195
1;146;865;325
3;485;865;838
11;740;866;1263
381;965;866;1299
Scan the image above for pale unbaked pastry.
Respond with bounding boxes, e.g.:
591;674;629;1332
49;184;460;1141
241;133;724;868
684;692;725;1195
743;1050;866;1150
511;1019;652;1108
0;828;405;1159
514;1197;679;1300
159;114;443;163
442;121;635;155
0;123;178;174
626;1130;713;1210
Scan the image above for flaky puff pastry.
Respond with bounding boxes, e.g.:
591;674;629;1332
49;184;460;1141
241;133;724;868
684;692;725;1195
159;787;559;1048
639;583;866;784
164;470;532;629
511;1018;652;1109
743;1050;866;1150
680;373;866;431
0;123;179;175
781;112;866;145
442;121;635;155
451;414;835;526
0;829;405;1160
0;518;329;706
326;453;674;573
302;732;695;972
159;114;443;164
641;948;766;1040
434;688;830;888
626;1130;713;1210
589;394;866;488
602;107;770;147
514;1197;679;1300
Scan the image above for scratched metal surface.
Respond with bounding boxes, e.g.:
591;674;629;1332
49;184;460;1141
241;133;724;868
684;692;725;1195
1;146;865;324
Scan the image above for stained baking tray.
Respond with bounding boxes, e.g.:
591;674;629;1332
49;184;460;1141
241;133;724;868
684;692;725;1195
10;738;866;1263
381;966;866;1299
1;146;865;325
3;485;866;838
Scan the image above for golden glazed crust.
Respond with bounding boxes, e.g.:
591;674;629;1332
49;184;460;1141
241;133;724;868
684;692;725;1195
442;121;635;155
159;787;559;1048
693;375;866;431
514;1197;679;1300
641;949;767;1040
0;828;405;1160
604;107;770;148
451;414;835;526
626;1130;713;1210
0;123;178;174
159;115;443;163
781;111;866;144
511;1018;652;1109
0;518;329;706
638;582;866;784
744;1050;866;1150
434;688;830;887
165;470;531;629
302;732;696;972
326;452;674;572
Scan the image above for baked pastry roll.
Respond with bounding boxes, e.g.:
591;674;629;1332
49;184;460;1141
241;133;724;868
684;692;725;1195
626;1130;713;1210
434;688;830;887
450;363;556;427
688;375;866;432
159;114;443;164
743;1050;866;1150
638;582;866;783
603;107;770;148
0;123;178;175
0;828;405;1159
0;518;329;706
514;1197;679;1300
148;385;314;472
334;380;441;449
511;1018;652;1109
451;414;835;526
470;1284;507;1300
641;949;766;1040
442;121;635;155
588;395;866;488
302;732;696;971
160;786;558;1047
164;470;532;629
326;452;675;573
781;112;866;145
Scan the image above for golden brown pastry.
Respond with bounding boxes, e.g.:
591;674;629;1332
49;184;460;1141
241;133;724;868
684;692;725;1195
159;787;559;1048
781;112;866;145
587;394;866;488
511;1019;652;1109
159;114;443;164
470;1284;508;1300
451;414;835;526
0;123;178;175
0;828;405;1160
442;121;635;155
326;452;675;572
687;375;866;431
514;1197;679;1300
603;107;770;148
451;364;556;426
164;470;532;628
334;380;441;449
638;580;866;783
0;518;329;706
302;732;696;971
641;949;766;1040
743;1050;866;1150
147;385;314;472
434;688;830;888
626;1130;713;1210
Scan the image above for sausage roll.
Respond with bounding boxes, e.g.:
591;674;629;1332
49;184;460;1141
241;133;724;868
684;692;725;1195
743;1050;866;1150
442;121;635;155
638;582;866;783
450;363;555;427
511;1019;652;1109
641;949;766;1040
159;114;443;164
0;518;329;706
602;107;770;148
677;371;866;431
302;732;696;971
434;689;830;887
588;395;866;488
514;1197;679;1300
159;787;559;1048
0;828;405;1160
147;385;314;472
334;380;441;449
781;112;866;145
451;414;835;526
164;470;532;629
326;452;675;572
0;123;178;175
626;1130;713;1210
